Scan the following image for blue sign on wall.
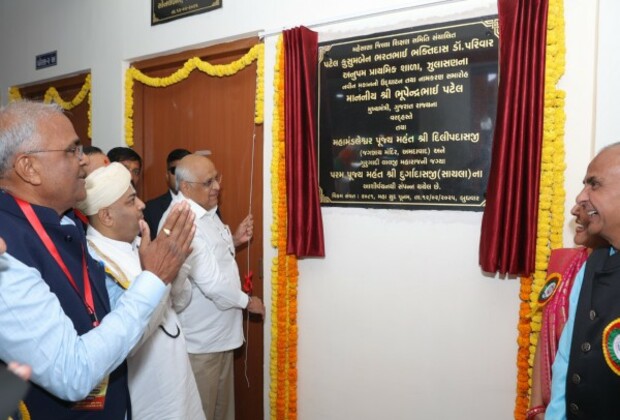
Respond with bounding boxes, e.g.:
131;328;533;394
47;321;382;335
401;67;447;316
36;51;57;70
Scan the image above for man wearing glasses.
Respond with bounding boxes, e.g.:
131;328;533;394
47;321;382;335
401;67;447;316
0;100;195;419
144;148;191;240
160;153;265;420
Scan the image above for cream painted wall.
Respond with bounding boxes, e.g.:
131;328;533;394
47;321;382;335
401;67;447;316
0;0;601;418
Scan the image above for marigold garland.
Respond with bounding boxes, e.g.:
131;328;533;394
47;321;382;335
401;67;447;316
9;74;92;139
514;0;566;418
515;276;533;419
270;35;299;420
124;44;264;146
43;74;92;111
8;87;22;102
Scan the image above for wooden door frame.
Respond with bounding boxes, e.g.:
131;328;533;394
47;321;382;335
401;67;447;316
129;37;265;420
15;72;92;146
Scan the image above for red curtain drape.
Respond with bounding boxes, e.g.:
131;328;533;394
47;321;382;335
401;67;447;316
479;0;549;276
283;27;326;257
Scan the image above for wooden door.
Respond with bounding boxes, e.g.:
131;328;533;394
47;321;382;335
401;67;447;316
132;37;264;420
18;73;91;146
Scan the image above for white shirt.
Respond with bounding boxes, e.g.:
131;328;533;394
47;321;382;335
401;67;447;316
86;226;205;420
161;193;249;353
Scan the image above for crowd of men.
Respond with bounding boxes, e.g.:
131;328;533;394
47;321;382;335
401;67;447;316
0;100;263;420
7;94;620;420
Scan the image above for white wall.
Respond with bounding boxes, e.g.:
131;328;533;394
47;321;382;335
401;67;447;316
594;0;620;152
562;0;600;245
0;0;601;418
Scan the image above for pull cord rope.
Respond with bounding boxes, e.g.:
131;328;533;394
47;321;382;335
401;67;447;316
243;57;260;388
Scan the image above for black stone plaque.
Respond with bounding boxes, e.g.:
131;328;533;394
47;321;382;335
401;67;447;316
318;15;499;211
151;0;221;26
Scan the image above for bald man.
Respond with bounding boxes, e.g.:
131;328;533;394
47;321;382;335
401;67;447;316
144;148;191;240
548;143;620;419
160;154;264;420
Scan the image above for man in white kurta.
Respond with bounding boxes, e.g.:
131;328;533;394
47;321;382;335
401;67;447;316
160;154;265;420
77;163;205;420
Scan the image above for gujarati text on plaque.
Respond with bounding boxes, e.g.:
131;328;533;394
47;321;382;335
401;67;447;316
318;16;499;211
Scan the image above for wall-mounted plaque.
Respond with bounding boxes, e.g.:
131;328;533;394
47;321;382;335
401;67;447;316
318;15;499;211
152;0;221;26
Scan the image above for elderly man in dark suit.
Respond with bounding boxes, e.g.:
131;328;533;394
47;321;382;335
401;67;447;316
0;100;194;420
143;148;191;240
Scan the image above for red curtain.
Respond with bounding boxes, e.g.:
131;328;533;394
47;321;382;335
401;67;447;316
283;27;326;257
479;0;549;275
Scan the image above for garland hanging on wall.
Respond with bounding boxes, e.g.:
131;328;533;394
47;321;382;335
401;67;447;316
124;43;264;146
514;0;566;418
9;74;93;139
270;35;299;420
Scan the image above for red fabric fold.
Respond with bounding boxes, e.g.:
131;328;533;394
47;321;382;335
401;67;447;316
283;27;326;258
479;0;549;275
538;248;588;406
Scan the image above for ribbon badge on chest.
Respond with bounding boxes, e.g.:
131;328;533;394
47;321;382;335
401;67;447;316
603;318;620;376
537;272;562;307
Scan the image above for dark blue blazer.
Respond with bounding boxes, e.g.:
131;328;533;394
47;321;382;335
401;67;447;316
143;191;172;240
0;191;130;420
566;247;620;419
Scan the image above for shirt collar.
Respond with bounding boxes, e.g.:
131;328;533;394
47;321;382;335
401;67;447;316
174;192;218;220
86;225;139;253
60;214;77;226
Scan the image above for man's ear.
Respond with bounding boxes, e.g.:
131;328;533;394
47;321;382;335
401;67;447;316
178;181;188;195
12;155;43;185
96;208;114;228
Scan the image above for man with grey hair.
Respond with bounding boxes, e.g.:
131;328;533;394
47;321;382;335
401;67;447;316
548;143;620;419
161;153;264;420
144;148;192;240
0;100;195;419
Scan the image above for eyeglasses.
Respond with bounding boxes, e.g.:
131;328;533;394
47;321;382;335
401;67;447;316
168;166;176;175
25;144;84;159
186;173;222;189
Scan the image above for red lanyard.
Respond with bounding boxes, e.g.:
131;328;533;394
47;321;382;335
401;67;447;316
14;196;99;327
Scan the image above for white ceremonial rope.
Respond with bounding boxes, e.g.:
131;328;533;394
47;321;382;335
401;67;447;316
244;63;259;388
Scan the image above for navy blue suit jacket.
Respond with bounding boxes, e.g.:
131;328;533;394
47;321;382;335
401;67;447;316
143;192;172;240
0;191;130;420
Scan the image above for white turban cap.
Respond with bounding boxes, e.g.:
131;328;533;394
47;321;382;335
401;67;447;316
77;162;132;216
